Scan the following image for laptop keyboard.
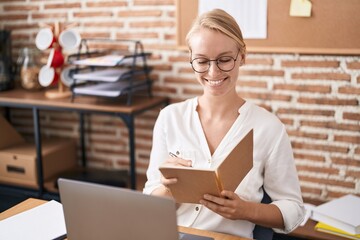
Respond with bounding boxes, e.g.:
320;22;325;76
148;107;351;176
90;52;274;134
178;232;214;240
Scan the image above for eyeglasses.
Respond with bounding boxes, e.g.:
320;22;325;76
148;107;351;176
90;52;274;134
190;50;240;73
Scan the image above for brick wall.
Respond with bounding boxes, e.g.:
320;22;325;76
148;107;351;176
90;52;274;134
1;0;359;203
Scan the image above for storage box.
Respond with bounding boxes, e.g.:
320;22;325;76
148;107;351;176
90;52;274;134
0;116;77;189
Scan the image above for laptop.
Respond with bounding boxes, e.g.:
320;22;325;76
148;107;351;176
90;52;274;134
58;178;213;240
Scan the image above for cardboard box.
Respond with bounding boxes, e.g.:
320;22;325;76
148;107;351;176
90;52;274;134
0;116;77;189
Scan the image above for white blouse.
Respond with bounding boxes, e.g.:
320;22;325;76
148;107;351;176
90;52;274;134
143;98;304;238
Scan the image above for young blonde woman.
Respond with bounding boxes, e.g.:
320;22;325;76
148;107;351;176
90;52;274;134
143;9;304;239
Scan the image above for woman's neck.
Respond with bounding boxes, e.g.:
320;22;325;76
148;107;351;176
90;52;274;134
197;92;244;120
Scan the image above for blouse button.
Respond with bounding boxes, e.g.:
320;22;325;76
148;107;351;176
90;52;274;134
176;151;180;155
195;206;199;211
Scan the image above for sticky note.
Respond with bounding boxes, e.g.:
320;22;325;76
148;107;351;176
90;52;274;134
290;0;312;17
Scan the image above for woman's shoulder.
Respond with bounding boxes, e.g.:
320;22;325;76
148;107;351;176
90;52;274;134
245;102;285;130
161;98;196;115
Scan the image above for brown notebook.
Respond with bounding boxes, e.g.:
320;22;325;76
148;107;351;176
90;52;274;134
159;129;253;204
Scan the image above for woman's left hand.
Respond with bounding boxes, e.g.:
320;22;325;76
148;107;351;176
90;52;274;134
200;190;250;220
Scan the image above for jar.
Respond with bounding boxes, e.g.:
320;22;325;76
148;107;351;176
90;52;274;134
18;48;42;90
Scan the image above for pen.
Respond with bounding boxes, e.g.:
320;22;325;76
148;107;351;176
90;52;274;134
168;152;178;158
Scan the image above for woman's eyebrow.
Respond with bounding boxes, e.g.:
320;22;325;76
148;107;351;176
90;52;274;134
192;51;234;58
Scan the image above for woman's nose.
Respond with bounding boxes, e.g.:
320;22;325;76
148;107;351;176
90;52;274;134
207;61;221;75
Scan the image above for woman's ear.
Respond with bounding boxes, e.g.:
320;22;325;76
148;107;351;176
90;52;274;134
240;54;246;66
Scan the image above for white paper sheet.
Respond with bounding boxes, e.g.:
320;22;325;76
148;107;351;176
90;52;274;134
0;200;67;240
198;0;267;39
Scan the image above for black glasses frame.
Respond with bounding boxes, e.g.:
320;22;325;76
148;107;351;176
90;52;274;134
190;49;240;73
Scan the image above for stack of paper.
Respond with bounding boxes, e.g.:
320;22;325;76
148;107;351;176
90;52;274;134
0;200;66;240
73;68;130;82
311;194;360;239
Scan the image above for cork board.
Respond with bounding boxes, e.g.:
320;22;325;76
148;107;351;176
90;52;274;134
176;0;360;55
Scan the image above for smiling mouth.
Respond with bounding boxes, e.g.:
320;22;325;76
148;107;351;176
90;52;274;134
205;77;227;86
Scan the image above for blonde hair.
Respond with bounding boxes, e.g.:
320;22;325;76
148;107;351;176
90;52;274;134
185;9;246;56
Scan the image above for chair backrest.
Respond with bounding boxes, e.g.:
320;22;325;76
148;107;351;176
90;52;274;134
252;190;274;240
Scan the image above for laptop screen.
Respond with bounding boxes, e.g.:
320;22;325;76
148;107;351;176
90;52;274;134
58;178;179;240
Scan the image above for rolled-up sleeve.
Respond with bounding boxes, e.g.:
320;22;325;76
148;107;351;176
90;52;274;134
264;126;305;233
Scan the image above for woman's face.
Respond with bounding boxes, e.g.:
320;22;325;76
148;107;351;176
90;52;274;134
188;28;242;97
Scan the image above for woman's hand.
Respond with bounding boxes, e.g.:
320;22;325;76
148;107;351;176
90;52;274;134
200;190;285;229
152;156;192;198
160;156;192;186
200;190;250;220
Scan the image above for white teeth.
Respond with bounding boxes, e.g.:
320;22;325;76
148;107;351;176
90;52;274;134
207;79;224;86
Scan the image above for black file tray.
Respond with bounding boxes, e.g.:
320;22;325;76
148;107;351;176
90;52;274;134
67;39;153;105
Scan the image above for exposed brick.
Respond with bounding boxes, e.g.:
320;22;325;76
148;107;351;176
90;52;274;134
32;13;67;19
4;5;39;11
179;68;193;74
277;108;335;117
298;97;358;106
343;112;360;121
346;61;360;69
346;170;360;179
116;32;159;40
0;14;28;21
273;83;331;93
356;147;360;155
279;117;294;126
292;72;351;81
164;76;193;85
83;22;124;28
338;86;360;95
327;192;360;199
292;141;349;153
302;196;324;206
300;186;322;196
129;21;175;28
334;135;360;144
239;69;284;77
331;157;360;167
3;23;38;31
133;0;175;6
300;120;360;132
118;10;162;17
282;60;340;68
44;3;81;9
238;92;292;102
164;33;175;40
245;58;273;66
299;176;355;189
152;64;172;71
142;43;177;50
237;80;267;88
168;56;189;62
86;1;128;8
80;32;111;39
73;11;113;18
288;129;328;140
297;166;339;175
294;152;326;162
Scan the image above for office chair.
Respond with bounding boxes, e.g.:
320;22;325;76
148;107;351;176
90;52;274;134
252;189;274;240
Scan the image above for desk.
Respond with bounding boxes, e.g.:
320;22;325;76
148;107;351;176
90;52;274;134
0;89;168;193
0;198;249;240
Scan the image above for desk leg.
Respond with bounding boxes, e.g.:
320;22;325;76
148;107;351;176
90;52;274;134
33;108;44;196
122;114;136;190
79;112;86;167
129;117;136;189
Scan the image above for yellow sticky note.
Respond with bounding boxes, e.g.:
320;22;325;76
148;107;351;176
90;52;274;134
290;0;312;17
